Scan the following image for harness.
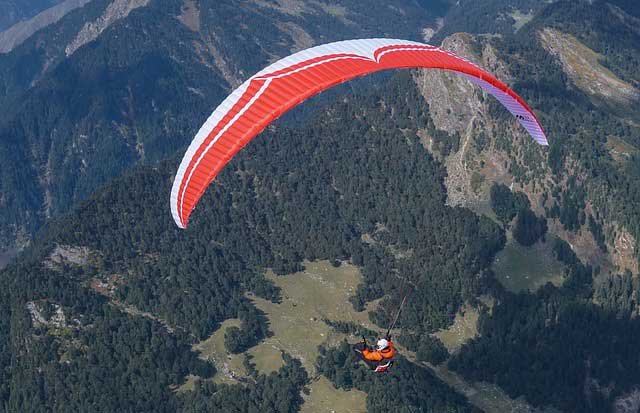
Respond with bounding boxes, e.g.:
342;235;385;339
381;347;392;356
372;344;394;373
374;359;393;373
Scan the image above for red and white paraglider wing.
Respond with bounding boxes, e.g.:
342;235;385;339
170;38;548;229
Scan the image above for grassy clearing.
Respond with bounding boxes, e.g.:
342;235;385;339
427;301;549;413
434;304;480;353
181;261;371;409
177;375;198;393
399;341;545;413
492;235;565;293
247;343;284;375
182;260;547;413
255;262;538;413
191;318;246;385
539;28;639;104
427;362;540;413
248;261;376;374
301;377;367;413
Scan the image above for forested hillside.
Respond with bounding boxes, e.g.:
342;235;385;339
0;0;445;252
2;0;640;412
3;62;640;411
0;74;493;411
450;0;640;273
420;1;640;410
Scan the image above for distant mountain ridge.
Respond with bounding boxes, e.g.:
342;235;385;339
0;0;66;31
0;0;91;53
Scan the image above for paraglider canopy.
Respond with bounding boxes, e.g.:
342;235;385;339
171;38;548;229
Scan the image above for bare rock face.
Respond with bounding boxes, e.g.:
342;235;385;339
413;33;533;210
422;17;443;42
414;33;514;137
614;389;640;413
414;33;484;138
612;226;639;274
539;27;639;105
413;33;638;276
44;245;92;269
65;0;150;57
26;301;68;328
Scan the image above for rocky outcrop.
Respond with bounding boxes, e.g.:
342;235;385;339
422;17;443;42
65;0;149;57
539;27;639;105
26;301;68;328
413;33;537;211
44;245;92;269
611;226;639;274
614;389;640;413
414;32;639;276
414;34;486;137
0;0;91;53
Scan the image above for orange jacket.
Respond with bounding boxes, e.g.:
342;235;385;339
362;341;395;362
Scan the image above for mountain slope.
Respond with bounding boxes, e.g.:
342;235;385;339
0;0;92;53
405;1;640;410
0;0;445;252
0;74;490;412
0;0;66;31
416;0;640;274
3;51;640;412
2;0;640;411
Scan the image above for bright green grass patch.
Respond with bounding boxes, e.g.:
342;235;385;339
184;260;544;412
